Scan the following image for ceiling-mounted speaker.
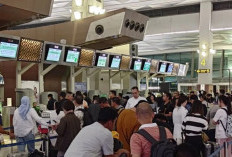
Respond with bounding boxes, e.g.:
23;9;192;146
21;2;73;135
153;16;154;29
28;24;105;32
2;8;149;50
130;44;138;56
83;8;149;49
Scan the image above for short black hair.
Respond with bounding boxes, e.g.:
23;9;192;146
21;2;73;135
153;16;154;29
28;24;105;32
98;107;118;124
118;93;123;98
164;92;172;100
74;95;83;105
190;91;195;94
48;94;53;98
111;97;121;105
99;97;108;104
199;94;206;100
60;92;66;98
191;100;204;115
83;92;87;97
66;91;73;95
131;86;139;91
110;90;116;96
190;95;198;101
220;89;225;95
62;100;75;111
76;91;82;96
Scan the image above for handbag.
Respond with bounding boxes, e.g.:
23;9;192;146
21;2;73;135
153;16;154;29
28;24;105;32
202;132;209;143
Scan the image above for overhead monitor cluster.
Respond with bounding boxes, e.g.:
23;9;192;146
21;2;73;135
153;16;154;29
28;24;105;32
0;34;188;76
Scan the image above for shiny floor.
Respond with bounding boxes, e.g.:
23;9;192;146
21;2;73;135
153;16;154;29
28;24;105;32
0;134;42;157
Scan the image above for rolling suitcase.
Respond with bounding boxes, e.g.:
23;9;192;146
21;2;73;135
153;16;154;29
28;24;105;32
204;141;220;157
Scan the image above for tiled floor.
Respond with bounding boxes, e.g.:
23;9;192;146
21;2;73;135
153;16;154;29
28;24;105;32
0;134;43;157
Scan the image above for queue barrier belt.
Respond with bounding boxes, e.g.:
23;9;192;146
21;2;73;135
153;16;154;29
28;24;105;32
209;141;232;157
0;136;57;148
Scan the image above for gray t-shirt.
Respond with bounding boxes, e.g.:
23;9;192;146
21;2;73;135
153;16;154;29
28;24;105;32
207;105;220;130
65;122;113;157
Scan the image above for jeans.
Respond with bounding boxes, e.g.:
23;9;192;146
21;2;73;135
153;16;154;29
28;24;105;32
16;131;35;153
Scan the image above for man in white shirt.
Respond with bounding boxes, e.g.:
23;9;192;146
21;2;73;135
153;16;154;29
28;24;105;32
65;107;129;157
125;86;146;109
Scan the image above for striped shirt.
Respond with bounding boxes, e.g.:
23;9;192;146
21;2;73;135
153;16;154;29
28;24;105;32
182;113;208;136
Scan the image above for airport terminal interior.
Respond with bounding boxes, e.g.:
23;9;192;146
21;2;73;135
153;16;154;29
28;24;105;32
1;0;232;157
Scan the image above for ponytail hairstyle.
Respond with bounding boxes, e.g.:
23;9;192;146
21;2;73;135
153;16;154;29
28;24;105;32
219;95;232;115
177;95;188;107
54;101;62;115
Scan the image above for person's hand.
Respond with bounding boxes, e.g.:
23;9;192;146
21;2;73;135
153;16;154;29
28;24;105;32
115;149;130;157
51;124;58;130
9;133;15;139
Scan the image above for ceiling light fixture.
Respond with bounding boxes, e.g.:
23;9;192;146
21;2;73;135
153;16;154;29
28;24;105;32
202;51;206;57
210;49;216;54
75;0;82;6
74;11;82;20
202;44;207;50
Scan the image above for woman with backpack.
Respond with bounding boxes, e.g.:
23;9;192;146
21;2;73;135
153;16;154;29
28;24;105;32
182;100;208;157
213;95;232;157
74;95;84;128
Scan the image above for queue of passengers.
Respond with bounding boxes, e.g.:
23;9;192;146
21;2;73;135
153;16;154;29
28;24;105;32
5;88;232;157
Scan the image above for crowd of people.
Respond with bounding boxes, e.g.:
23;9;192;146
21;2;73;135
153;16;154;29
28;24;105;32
5;87;232;157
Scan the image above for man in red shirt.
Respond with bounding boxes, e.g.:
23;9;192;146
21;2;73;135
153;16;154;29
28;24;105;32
130;102;173;157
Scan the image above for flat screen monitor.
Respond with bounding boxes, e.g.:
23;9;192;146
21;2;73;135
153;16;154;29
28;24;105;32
159;62;168;73
178;64;186;76
64;47;80;64
150;60;159;74
95;53;108;67
130;58;142;71
109;55;121;69
0;37;19;59
166;63;174;74
172;63;180;75
142;59;151;71
45;44;63;62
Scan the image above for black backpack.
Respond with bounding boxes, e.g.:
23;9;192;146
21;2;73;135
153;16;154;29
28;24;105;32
77;108;94;127
137;126;177;157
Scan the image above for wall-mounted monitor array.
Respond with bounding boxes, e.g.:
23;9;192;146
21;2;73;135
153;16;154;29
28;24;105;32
43;42;63;64
94;52;108;67
0;37;19;59
109;55;121;69
142;59;151;72
64;46;81;64
130;57;142;71
0;34;188;76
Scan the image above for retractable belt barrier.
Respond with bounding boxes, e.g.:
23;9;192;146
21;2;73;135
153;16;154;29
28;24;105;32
3;126;14;130
0;136;57;148
209;140;232;157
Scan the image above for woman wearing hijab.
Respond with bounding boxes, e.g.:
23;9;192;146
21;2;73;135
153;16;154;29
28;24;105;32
13;96;50;153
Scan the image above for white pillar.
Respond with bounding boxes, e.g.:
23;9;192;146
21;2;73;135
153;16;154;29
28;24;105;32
198;1;213;85
38;64;44;93
70;66;75;93
16;62;21;88
137;72;141;90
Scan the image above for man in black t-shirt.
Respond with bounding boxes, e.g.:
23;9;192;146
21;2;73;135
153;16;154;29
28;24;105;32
158;92;174;128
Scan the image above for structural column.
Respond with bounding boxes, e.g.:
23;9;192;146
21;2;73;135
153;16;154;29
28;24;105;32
198;1;213;87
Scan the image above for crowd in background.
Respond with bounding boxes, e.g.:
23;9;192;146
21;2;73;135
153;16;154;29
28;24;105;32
2;87;232;157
